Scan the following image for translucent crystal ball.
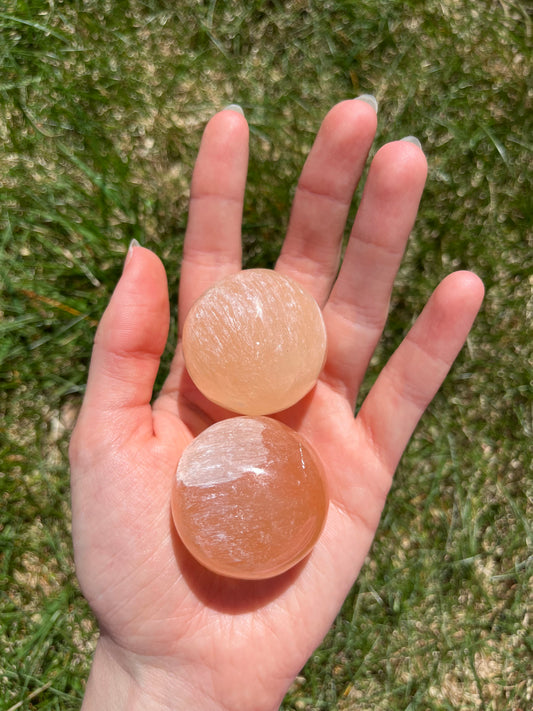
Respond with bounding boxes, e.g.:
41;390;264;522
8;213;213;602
182;269;327;415
171;416;329;579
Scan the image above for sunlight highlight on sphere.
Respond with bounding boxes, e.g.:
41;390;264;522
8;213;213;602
182;269;327;415
171;416;329;579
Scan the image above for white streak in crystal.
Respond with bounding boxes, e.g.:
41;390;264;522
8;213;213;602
176;418;269;488
298;443;306;472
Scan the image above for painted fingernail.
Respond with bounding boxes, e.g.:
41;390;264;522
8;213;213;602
400;135;423;150
223;103;245;116
124;238;140;269
356;94;378;113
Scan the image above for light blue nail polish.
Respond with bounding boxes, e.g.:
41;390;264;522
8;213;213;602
356;94;378;113
400;135;423;149
223;103;245;116
124;238;140;268
128;238;141;253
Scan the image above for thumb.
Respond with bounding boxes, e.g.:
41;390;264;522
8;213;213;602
75;243;170;439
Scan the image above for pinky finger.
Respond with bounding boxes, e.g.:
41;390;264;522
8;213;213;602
357;270;485;475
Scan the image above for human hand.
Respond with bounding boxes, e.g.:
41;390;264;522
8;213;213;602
69;98;484;710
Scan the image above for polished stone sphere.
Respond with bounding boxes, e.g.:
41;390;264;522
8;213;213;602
171;416;329;579
182;269;327;415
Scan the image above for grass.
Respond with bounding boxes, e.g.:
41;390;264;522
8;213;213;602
0;0;531;708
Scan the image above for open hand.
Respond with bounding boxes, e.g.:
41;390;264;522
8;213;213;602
69;98;484;710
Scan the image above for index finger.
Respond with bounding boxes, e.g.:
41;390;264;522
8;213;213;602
178;107;249;327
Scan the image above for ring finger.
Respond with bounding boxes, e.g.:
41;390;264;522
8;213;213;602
322;138;428;407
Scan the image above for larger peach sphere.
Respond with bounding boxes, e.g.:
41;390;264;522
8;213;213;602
182;269;327;415
171;416;329;580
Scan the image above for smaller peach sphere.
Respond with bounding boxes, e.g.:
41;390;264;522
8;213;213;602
182;269;327;415
171;416;329;580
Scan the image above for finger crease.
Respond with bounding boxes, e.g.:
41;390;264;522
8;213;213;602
189;191;243;207
296;181;353;210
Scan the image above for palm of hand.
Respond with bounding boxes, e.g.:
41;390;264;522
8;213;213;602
70;101;483;709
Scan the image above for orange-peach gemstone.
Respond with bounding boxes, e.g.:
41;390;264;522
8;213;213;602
171;416;329;579
182;269;327;415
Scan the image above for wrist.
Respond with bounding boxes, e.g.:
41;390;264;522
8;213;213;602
81;636;220;711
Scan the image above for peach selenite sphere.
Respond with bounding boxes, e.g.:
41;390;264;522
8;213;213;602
171;416;329;579
182;269;327;415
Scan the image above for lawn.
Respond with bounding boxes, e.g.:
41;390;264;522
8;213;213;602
0;1;531;709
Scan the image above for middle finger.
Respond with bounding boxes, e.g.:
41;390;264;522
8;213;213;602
276;97;378;306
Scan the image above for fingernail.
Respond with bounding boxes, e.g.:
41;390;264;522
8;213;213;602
400;135;423;150
356;94;378;113
124;238;140;269
223;103;245;116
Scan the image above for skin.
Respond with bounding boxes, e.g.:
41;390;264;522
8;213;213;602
69;98;485;711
